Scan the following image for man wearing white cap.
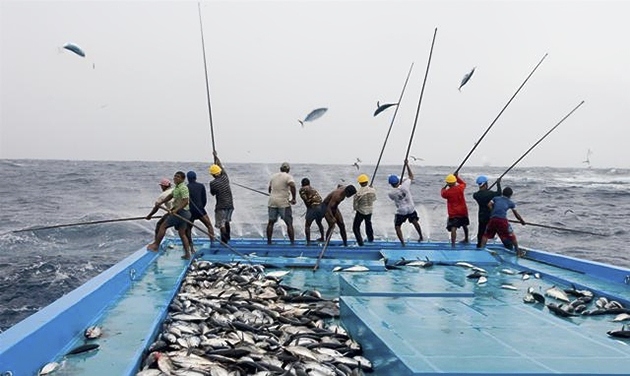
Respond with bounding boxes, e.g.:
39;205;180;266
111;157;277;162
145;178;174;237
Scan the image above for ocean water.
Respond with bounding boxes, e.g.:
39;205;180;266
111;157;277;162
0;159;629;332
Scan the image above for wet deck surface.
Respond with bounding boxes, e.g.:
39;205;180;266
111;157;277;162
23;238;630;375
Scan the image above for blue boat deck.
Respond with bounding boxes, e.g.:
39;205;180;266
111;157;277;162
1;238;630;375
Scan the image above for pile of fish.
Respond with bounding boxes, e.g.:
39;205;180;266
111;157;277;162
137;261;372;375
449;261;630;339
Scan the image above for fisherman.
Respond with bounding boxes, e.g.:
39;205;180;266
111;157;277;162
322;184;357;247
472;175;501;248
441;173;470;246
145;178;173;237
352;174;377;246
298;178;325;246
186;170;215;251
209;151;234;244
147;171;193;259
387;161;423;246
267;162;297;245
478;186;527;257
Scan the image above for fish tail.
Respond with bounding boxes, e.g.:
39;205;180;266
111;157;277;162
298;120;304;128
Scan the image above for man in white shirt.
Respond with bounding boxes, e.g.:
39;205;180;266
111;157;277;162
266;162;297;245
145;178;174;237
387;162;423;246
353;174;377;246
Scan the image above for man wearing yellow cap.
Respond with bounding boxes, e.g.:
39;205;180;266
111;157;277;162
353;174;377;246
209;151;234;243
441;173;469;246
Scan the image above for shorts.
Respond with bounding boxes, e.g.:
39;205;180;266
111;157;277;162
215;208;233;228
190;210;207;222
166;209;191;231
305;204;324;222
446;216;470;231
484;217;516;243
394;211;419;227
268;206;293;225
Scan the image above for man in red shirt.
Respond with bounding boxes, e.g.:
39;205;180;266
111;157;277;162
440;173;470;246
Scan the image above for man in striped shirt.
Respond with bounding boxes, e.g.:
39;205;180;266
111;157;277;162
209;151;234;244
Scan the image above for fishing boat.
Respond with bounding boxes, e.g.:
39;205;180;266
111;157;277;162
1;237;629;376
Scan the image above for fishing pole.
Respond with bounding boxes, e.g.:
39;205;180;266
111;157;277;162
400;28;437;181
313;229;335;272
489;100;585;189
232;181;270;196
158;206;252;261
508;219;605;236
370;62;414;186
454;53;549;175
197;2;216;153
7;216;159;234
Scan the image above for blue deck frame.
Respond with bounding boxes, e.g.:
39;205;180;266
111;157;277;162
1;238;629;375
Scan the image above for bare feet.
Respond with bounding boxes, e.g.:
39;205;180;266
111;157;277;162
147;243;158;252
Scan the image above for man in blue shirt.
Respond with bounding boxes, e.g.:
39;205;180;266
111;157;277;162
478;186;526;257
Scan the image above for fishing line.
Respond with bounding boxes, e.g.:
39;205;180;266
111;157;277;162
159;206;252;261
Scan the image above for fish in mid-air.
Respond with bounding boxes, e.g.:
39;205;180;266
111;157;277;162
373;101;398;117
458;67;476;91
298;107;328;127
352;158;361;170
62;42;85;57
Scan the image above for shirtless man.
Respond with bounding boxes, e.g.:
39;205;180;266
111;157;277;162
322;185;357;246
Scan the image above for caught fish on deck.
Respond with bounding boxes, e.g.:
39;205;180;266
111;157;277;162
84;325;102;339
38;362;60;375
545;285;571;303
66;343;99;355
298;107;328;127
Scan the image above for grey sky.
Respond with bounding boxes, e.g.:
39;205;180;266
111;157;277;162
1;0;628;168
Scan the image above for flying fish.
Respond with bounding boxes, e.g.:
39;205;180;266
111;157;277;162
298;107;328;127
458;67;476;91
62;42;86;57
373;101;398;117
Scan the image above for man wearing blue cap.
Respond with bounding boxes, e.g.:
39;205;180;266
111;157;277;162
387;161;423;246
472;175;501;248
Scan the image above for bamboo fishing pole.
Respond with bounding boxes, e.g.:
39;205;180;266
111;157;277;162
198;2;216;153
400;28;437;181
489;100;585;189
9;216;160;234
370;62;414;186
232;181;270;196
454;53;548;175
158;205;252;260
313;227;335;272
508;219;605;236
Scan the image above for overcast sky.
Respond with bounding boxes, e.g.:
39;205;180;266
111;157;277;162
1;0;628;168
